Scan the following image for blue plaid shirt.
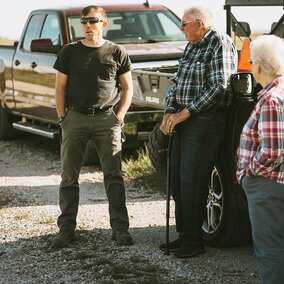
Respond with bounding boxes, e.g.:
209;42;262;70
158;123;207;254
165;29;238;115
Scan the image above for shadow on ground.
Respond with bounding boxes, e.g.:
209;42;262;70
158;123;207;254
0;226;259;284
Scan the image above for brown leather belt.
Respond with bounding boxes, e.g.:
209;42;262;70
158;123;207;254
68;106;112;116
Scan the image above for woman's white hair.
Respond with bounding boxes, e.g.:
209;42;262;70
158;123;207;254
250;35;284;76
184;6;214;29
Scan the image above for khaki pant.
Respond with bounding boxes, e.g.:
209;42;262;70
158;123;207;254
57;108;129;232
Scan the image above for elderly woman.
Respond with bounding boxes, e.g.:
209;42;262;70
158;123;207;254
236;35;284;284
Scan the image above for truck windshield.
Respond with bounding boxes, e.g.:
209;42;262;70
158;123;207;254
229;6;284;49
68;10;185;43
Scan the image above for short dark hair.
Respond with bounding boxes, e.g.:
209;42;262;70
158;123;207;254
81;5;107;20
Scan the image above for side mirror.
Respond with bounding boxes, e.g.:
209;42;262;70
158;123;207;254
270;22;284;37
233;21;251;37
227;72;254;95
30;38;61;54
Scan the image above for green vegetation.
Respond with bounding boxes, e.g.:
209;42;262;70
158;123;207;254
122;148;154;180
122;148;166;193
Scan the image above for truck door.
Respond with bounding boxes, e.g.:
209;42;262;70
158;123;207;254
13;12;59;123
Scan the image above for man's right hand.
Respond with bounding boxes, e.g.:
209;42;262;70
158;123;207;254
160;114;171;135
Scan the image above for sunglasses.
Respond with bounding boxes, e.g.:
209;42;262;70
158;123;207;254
180;19;199;27
80;17;104;25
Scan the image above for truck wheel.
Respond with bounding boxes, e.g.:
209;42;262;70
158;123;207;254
147;122;169;173
83;139;100;166
0;104;18;139
202;156;252;247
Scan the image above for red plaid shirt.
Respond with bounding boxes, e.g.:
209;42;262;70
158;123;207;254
236;75;284;184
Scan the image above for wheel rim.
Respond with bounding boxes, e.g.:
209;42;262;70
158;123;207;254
202;167;224;234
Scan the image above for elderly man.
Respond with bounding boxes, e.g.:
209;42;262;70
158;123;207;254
159;6;237;258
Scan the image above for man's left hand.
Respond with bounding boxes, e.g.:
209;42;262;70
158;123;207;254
116;112;125;125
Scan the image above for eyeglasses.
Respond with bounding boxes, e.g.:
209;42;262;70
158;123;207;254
80;17;104;25
180;19;199;27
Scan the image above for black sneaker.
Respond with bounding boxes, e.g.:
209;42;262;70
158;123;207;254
159;238;182;253
112;230;133;246
173;242;205;258
50;231;75;249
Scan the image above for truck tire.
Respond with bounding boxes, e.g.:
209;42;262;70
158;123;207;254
0;104;18;139
202;155;252;247
83;139;100;166
147;122;169;173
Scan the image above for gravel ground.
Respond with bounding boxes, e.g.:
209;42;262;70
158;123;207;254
0;135;260;284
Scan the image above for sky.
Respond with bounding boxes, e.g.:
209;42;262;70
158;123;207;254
0;0;281;40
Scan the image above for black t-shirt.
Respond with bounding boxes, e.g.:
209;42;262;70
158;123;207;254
53;40;132;108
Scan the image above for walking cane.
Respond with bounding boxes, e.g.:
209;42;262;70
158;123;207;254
165;134;173;255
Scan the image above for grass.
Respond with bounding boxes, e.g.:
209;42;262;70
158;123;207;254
122;148;166;193
122;148;154;180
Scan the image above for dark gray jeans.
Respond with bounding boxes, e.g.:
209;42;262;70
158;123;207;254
242;175;284;284
57;109;129;232
170;110;225;245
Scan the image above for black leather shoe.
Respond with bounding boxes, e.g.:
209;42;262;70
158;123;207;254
174;242;205;258
112;230;133;246
159;238;182;253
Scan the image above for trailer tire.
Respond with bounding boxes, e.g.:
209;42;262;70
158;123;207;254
147;122;168;173
202;155;252;247
0;104;18;139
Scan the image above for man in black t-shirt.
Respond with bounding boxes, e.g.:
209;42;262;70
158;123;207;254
51;5;133;248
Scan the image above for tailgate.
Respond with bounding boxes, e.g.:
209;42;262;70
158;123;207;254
131;68;176;110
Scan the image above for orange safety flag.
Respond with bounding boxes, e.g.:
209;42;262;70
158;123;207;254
237;38;252;72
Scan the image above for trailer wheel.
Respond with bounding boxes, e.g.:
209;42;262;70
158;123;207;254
202;156;252;247
0;104;18;139
147;122;168;173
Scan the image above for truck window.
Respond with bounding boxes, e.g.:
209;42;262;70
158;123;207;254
157;13;182;38
41;14;61;45
68;10;184;44
22;14;43;51
228;6;284;49
104;11;184;42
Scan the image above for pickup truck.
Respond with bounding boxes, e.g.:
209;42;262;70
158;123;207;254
0;3;185;165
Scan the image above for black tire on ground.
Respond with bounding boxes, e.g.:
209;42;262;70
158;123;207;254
202;155;252;247
146;122;169;174
83;139;100;166
0;104;18;139
148;122;251;247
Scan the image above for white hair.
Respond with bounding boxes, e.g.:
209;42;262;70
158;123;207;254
250;35;284;76
183;6;214;29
